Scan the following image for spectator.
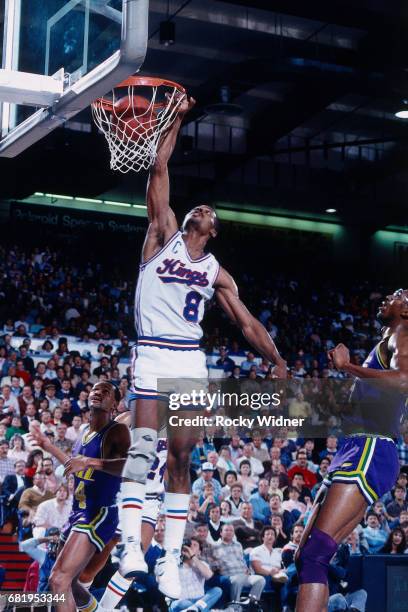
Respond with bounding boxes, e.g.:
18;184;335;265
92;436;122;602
362;512;388;553
32;484;71;538
228;433;243;463
216;446;237;482
346;529;365;555
169;537;222;612
287;450;317;489
145;520;165;571
251;433;270;464
237;443;264;478
18;385;35;416
240;352;258;373
192;463;222;499
40;411;56;434
381;527;407;554
270;514;290;548
19;528;60;593
319;435;338;461
24;449;44;481
32;378;44;403
193;523;221;574
281;486;306;516
268;474;284;501
207;504;222;544
1;385;19;414
15;359;31;385
328;589;368;612
198;482;221;515
43;384;59;413
18;472;54;526
206;451;222;483
220;500;234;524
237;460;258;499
8;434;28;462
250;479;270;523
53;424;73;458
21;403;38;431
282;522;305;567
38;457;60;493
386;485;408;519
214;523;265;605
0;440;15;483
315;457;331;484
267;495;293;535
290;473;312;505
370;500;390;533
288;392;311;420
1;460;30;526
232;502;264;550
216;346;236;373
226;483;245;517
6;416;25;440
250;526;288;585
56;378;74;402
221;471;239;498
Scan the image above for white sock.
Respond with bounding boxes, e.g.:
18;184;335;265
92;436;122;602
163;492;189;560
99;571;132;610
121;481;146;547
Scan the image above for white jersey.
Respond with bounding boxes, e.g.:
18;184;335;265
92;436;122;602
135;231;219;343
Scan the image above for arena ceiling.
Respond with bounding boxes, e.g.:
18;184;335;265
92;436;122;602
1;0;408;230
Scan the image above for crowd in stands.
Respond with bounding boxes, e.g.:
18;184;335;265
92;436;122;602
0;245;407;610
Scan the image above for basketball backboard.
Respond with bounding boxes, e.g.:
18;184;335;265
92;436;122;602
0;0;149;157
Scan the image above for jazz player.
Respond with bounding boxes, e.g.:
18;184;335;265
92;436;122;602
295;289;408;611
119;95;287;600
30;381;130;612
97;413;167;611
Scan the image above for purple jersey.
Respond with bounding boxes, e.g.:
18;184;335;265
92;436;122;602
348;341;405;437
72;421;121;514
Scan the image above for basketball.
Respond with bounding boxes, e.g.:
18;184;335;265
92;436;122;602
112;95;156;141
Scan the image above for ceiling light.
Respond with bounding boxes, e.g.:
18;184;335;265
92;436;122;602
395;99;408;119
326;208;337;214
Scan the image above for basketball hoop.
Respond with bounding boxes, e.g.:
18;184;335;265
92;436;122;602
92;76;186;173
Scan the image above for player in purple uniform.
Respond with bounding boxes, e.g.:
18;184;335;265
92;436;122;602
31;381;130;612
296;289;408;612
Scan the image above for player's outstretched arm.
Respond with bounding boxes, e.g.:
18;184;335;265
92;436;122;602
28;426;69;466
215;267;286;377
143;96;195;262
63;423;130;478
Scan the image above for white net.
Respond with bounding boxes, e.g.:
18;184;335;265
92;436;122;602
92;83;185;173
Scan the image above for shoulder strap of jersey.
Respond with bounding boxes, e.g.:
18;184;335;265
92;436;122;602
140;231;181;269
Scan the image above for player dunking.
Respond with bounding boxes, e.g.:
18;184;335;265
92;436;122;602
295;289;407;611
31;381;130;612
119;95;287;599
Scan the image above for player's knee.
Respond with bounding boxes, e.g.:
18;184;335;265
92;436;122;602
166;447;191;476
49;568;71;592
122;427;157;483
296;526;338;585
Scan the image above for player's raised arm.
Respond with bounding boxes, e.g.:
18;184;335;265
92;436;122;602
330;323;408;388
215;267;287;377
143;96;196;261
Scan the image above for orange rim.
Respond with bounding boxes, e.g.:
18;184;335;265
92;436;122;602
92;76;186;114
116;75;185;92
